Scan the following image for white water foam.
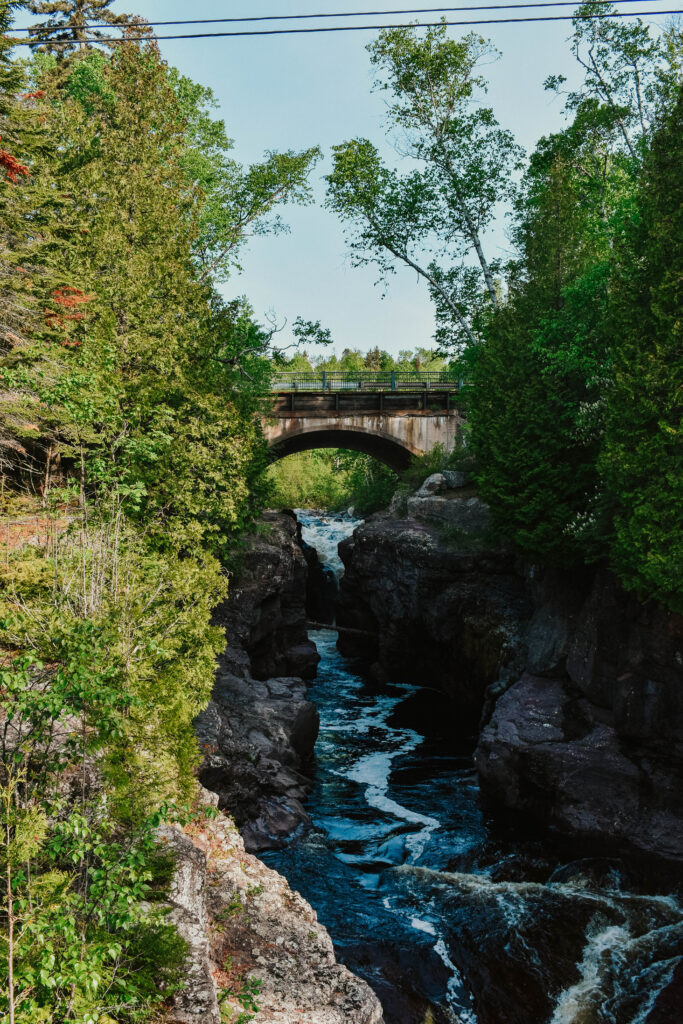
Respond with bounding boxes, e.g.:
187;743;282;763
342;739;441;862
296;509;361;577
550;920;631;1023
434;938;478;1024
411;917;437;935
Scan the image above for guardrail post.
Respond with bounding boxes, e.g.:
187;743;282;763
322;370;327;391
391;370;396;391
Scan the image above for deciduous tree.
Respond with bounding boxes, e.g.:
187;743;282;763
327;24;523;350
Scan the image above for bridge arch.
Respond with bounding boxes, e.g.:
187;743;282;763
265;378;465;472
267;424;418;471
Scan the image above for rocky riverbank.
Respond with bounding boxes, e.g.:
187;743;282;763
165;789;383;1024
196;510;321;852
176;511;384;1024
337;474;683;863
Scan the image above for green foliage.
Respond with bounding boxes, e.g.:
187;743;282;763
169;68;320;282
467;12;682;601
64;49;116;111
1;504;227;809
326;24;523;349
267;448;397;515
398;443;454;494
600;87;683;610
26;0;137;54
276;344;448;374
218;960;262;1023
336;450;397;514
1;769;186;1023
545;1;681;157
469;300;600;565
0;13;320;1017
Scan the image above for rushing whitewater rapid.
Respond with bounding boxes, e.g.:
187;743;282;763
296;507;360;577
264;512;683;1024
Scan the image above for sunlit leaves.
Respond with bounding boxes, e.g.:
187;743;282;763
326;24;523;350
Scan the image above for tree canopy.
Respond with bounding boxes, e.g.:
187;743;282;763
0;6;321;1018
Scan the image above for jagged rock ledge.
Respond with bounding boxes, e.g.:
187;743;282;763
337;474;683;863
164;790;383;1024
196;510;321;851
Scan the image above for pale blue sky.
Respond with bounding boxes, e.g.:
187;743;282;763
18;2;673;356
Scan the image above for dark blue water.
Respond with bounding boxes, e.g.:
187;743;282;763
264;516;683;1024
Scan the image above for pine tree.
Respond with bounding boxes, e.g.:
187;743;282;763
601;88;683;611
26;0;135;53
0;0;72;486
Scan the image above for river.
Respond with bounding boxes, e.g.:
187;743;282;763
263;511;682;1024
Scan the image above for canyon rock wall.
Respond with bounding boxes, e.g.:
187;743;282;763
165;791;384;1024
187;515;385;1023
337;510;530;735
196;511;321;851
337;482;683;862
476;568;683;862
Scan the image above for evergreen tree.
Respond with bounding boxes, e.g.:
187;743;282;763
467;8;676;568
601;88;683;611
26;0;135;53
468;101;629;564
0;0;74;486
469;297;599;565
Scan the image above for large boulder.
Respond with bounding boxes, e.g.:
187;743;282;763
165;805;384;1024
475;672;683;861
415;472;447;496
475;570;683;862
406;493;490;533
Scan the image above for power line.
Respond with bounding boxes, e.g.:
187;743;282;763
15;9;682;45
7;0;672;33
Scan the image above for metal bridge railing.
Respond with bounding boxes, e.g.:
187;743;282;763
271;370;462;392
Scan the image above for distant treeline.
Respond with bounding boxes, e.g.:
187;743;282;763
277;345;450;374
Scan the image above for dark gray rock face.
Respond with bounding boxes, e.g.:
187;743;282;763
337;514;529;733
302;539;338;624
476;571;683;861
475;671;683;861
214;510;320;681
197;511;320;851
337;506;683;861
196;672;319;851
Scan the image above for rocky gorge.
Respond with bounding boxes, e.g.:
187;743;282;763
167;487;682;1024
336;473;683;865
166;510;384;1024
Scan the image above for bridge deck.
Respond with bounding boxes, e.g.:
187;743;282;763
271;370;462;393
271;390;461;415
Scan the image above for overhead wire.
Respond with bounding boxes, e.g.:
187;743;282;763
7;0;674;33
10;6;681;44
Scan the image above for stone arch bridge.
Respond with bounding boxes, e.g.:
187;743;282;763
265;371;465;470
